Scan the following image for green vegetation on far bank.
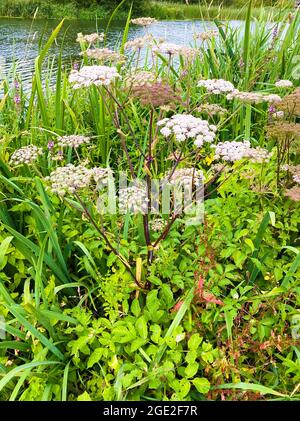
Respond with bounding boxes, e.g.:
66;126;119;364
0;0;295;20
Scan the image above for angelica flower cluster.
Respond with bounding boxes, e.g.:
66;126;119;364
197;79;236;95
157;114;217;147
150;218;165;232
124;71;159;89
212;140;272;162
46;164;92;196
119;185;149;214
227;90;282;104
131;17;157;26
275;80;293;88
10;145;43;166
92;167;114;186
83;48;125;64
195;30;219;41
152;43;185;56
57;135;90;148
124;35;153;51
166;167;204;188
69;65;120;89
76;33;104;44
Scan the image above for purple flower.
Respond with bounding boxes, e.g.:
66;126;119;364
268;105;276;114
14;95;21;105
14;80;20;89
47;141;55;150
73;62;79;70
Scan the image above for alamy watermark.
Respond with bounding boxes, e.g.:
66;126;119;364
95;172;204;225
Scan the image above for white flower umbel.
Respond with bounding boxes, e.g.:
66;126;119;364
83;48;125;63
131;17;157;26
91;167;114;185
166;167;204;188
124;35;153;51
69;65;120;89
197;79;236;95
227;90;282;104
119;185;149;214
76;33;104;44
275;80;293;88
46;164;92;196
212;140;272;162
10;145;43;166
157;114;217;147
150;218;165;232
195;30;219;41
152;43;184;56
124;70;159;88
57;135;90;148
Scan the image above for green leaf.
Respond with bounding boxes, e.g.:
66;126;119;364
77;391;92;401
130;338;146;353
192;377;211;394
0;361;61;393
131;299;141;317
185;362;199;378
0;236;13;270
160;284;174;308
135;316;148;340
62;362;70;401
188;334;203;350
87;348;103;368
214;382;287;397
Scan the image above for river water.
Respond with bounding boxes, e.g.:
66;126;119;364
0;17;284;89
0;17;249;85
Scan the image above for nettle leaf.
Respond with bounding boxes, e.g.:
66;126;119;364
150;324;161;344
112;326;136;343
87;348;104;368
232;250;247;268
192;377;211;394
160;284;174;308
130;338;146;353
146;290;160;313
131;299;141;317
188;334;203;350
135;316;148;339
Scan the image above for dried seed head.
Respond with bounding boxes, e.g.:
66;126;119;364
266;122;300;141
130;81;181;107
285;186;300;201
277;88;300;116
